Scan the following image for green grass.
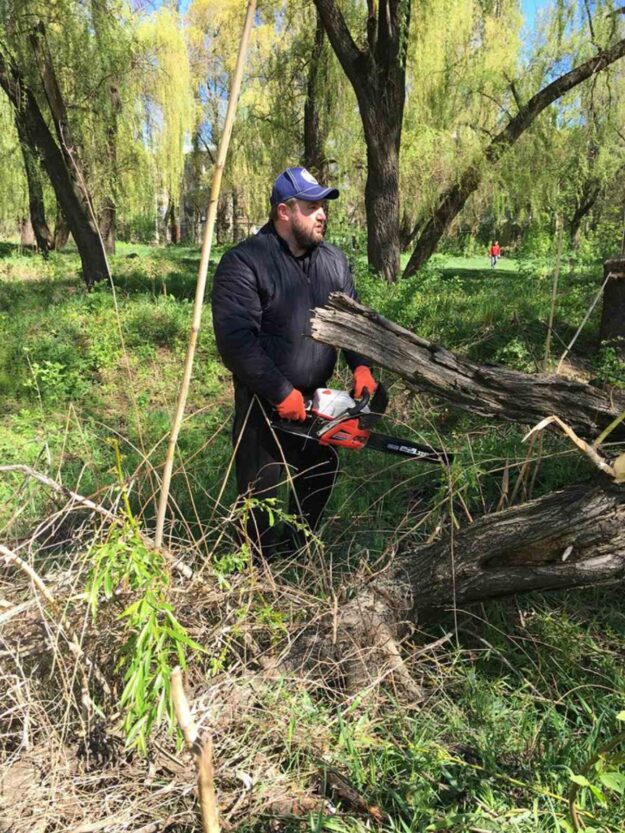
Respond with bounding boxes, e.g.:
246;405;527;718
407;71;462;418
1;241;624;831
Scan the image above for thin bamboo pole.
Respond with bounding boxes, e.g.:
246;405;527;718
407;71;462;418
171;666;219;833
155;0;257;548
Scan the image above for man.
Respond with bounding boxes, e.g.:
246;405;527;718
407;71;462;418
211;167;377;557
489;240;501;268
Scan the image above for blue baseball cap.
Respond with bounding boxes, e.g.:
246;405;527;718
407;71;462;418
270;167;339;206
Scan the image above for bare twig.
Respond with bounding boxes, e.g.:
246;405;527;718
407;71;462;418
524;416;616;478
0;464;192;578
556;271;613;373
0;542;55;603
0;464;116;523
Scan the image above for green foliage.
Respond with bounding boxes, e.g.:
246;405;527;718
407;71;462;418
248;594;625;833
594;344;625;389
86;442;203;753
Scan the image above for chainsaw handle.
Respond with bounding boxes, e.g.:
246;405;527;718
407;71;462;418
348;388;370;416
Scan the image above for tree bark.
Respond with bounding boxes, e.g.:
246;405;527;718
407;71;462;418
403;36;625;277
53;205;70;250
168;199;180;244
98;196;116;254
303;10;327;182
568;180;601;247
405;482;625;615
313;0;410;281
599;257;625;352
91;1;121;255
15;119;52;257
311;293;625;440
0;46;109;285
284;480;625;690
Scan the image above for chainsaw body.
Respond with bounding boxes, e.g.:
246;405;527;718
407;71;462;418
272;384;452;465
309;388;374;450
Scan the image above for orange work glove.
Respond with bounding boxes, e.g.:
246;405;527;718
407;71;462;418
352;365;377;399
276;388;307;421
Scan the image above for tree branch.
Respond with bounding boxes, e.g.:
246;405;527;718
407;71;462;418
313;0;367;93
404;36;625;275
311;294;625;440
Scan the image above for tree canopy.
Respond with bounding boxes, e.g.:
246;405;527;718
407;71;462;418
0;0;624;273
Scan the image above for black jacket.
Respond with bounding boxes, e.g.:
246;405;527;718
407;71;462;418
211;223;370;404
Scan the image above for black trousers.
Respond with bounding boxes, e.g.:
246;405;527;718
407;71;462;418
232;385;338;557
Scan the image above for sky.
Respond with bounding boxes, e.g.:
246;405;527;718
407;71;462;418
522;0;547;30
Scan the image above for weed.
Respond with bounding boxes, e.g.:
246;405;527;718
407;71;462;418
594;343;625;389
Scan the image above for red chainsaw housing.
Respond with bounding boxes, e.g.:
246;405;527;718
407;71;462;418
318;418;370;450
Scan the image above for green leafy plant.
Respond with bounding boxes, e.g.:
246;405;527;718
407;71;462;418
594;343;625;390
568;711;625;832
86;443;203;752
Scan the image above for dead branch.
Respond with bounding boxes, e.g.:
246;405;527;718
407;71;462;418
311;294;625;440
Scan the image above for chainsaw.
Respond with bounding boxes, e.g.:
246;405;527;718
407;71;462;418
272;384;452;465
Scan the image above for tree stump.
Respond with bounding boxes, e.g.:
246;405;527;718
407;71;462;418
600;257;625;353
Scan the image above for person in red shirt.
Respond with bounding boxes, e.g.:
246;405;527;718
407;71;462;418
489;240;501;268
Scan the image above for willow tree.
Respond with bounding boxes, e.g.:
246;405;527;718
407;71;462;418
403;0;625;275
186;0;302;236
0;0;111;284
312;0;411;281
398;0;521;252
0;96;28;236
135;8;195;244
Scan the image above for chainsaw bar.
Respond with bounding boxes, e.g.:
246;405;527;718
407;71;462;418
364;431;452;464
271;419;452;466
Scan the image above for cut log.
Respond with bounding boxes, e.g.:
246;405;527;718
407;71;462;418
311;294;625;440
404;482;625;615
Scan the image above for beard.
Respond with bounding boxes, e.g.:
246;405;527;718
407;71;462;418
291;214;325;250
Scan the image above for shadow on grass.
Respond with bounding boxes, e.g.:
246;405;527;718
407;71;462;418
0;241;39;258
113;268;206;301
440;266;503;282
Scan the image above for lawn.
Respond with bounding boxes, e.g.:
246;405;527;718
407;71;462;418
1;241;624;832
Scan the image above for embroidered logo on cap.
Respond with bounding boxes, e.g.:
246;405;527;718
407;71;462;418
300;169;318;184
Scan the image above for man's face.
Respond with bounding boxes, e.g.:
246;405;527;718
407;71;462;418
286;199;327;249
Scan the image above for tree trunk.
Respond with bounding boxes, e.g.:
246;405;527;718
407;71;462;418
19;217;36;248
599;257;625;353
403;36;625;277
569;181;601;247
284;480;625;690
0;47;109;285
303;11;327;182
288;294;625;686
233;189;243;243
91;2;122;256
98;198;116;255
311;293;625;440
313;0;410;281
16;123;52;257
168;199;180;244
53;206;70;250
363;122;401;282
405;482;625;615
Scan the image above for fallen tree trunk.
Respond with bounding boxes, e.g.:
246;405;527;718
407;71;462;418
282;480;625;693
311;294;625;440
405;481;625;614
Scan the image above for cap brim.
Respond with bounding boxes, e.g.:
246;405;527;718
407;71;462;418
295;185;339;201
